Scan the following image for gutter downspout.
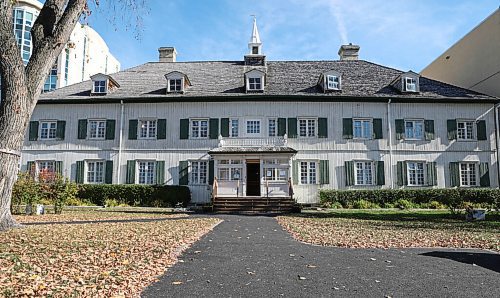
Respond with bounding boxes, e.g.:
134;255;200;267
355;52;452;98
117;100;124;183
495;103;500;188
387;99;394;189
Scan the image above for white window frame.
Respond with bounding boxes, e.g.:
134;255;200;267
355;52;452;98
406;161;426;186
189;160;208;185
217;159;242;181
298;118;317;138
268;118;277;137
35;160;56;181
248;77;262;91
326;75;341;90
168;77;184;93
457;120;475;141
190;119;209;139
93;80;107;93
353;118;373;140
459;162;478;187
299;161;318;185
354;161;374;186
88;119;106;140
136;160;156;185
404;119;424;140
246;119;262;136
405;77;417;92
39;120;57;140
138;119;157;139
263;159;289;182
85;160;105;184
230;118;239;138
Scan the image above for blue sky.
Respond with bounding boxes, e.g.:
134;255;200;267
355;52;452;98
85;0;499;72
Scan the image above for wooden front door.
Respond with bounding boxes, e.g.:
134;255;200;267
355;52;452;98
246;161;261;196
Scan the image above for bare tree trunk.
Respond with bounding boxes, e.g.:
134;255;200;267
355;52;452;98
0;0;86;231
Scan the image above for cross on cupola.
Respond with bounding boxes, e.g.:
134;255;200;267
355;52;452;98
244;16;266;66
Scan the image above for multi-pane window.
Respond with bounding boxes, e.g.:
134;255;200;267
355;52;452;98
457;121;474;140
405;77;417;92
263;159;288;181
300;161;317;184
327;75;340;90
40;121;57;140
299;119;317;137
169;79;182;92
190;161;208;185
405;120;424;140
139;120;157;139
218;160;242;181
89;120;106;139
93;80;106;93
191;119;208;138
248;77;262;90
43;62;58;92
246;120;261;134
268;118;277;137
407;162;425;186
64;48;70;85
138;161;155;185
230;119;239;137
353;119;372;139
86;161;104;184
13;8;37;64
355;161;373;185
37;160;55;181
460;163;477;187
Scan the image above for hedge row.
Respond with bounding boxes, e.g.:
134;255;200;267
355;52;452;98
77;184;191;207
319;188;500;209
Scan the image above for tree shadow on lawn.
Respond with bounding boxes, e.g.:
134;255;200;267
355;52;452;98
420;251;500;273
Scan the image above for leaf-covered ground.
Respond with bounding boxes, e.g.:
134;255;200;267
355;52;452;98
14;211;186;223
277;211;500;252
0;216;221;297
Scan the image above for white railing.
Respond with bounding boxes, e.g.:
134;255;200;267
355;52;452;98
218;135;287;147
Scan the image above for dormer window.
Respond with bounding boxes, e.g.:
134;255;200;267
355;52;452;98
245;69;265;92
391;71;420;93
90;73;119;95
405;77;417;92
165;71;190;94
327;75;340;90
93;80;107;93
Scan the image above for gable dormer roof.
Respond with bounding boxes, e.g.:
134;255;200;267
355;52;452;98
391;71;420;93
90;73;120;88
164;71;192;86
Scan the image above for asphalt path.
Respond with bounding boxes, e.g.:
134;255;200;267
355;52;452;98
142;215;500;297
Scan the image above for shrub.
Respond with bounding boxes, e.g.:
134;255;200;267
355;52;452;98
11;172;42;214
394;199;413;210
428;200;447;209
77;184;191;208
352;199;381;209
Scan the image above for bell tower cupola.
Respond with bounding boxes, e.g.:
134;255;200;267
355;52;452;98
244;16;266;66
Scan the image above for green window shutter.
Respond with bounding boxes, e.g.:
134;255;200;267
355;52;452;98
179;161;189;185
78;119;87;139
128;120;138;140
208;160;215;185
209;118;219;139
287;118;297;138
105;161;113;184
395;119;405;140
155;161;165;184
342;118;353;139
55;161;63;175
180;119;189;139
126;160;136;184
396;161;407;186
476;120;487;141
157;119;167;139
319;160;330;184
278;118;287;137
29;121;39;141
426;162;437;186
105;120;116;140
220;118;230;137
76;161;85;184
56;121;66;140
344;161;354;186
376;161;385;186
449;162;460;187
424;120;435;141
292;160;299;185
318;118;328;138
479;162;490;187
447;119;457;140
373;118;383;139
26;161;35;174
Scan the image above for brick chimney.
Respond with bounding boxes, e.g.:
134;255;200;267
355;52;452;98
338;43;360;61
158;47;177;62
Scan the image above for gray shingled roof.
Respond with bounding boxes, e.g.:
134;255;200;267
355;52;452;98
39;60;497;101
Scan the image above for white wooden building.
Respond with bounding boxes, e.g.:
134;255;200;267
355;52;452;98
22;20;499;205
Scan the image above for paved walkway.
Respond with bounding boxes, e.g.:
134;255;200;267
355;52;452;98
142;215;500;297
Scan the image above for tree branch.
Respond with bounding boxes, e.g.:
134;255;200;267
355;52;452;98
30;0;66;49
